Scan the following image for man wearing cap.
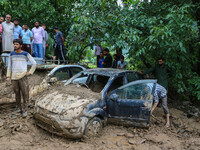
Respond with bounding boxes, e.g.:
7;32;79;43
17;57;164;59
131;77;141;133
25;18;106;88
13;19;22;40
53;26;67;64
2;14;14;52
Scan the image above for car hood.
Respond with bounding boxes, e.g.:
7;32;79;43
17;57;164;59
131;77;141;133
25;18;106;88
35;85;101;114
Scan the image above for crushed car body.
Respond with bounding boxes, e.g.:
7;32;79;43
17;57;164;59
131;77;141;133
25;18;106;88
34;68;156;138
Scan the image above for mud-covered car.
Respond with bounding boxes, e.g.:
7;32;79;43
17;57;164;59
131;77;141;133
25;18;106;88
34;68;156;138
47;65;86;83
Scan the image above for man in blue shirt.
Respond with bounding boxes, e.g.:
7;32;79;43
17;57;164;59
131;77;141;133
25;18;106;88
117;55;127;70
13;19;22;40
21;24;33;54
99;52;104;68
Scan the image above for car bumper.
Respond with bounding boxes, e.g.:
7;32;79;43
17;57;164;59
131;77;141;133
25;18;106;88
34;113;83;139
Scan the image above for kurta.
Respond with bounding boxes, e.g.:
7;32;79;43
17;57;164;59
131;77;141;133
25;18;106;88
2;22;14;52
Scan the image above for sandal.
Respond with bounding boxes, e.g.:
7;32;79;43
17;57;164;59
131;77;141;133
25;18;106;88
165;123;170;128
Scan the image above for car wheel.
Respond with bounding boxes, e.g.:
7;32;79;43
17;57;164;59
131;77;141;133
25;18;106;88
84;117;102;138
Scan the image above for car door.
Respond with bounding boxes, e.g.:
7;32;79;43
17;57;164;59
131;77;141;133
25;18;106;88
106;80;156;127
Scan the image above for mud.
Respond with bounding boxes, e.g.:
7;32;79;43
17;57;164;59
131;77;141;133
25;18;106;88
0;73;200;150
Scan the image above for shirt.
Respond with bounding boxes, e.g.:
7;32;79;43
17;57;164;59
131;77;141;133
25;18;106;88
95;46;102;56
153;83;167;103
56;31;64;45
99;58;104;68
103;54;112;68
32;27;45;44
7;51;37;80
112;60;118;68
21;29;33;44
144;64;170;90
118;61;127;69
13;25;22;39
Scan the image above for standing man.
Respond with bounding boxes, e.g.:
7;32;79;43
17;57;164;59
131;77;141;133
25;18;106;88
32;21;45;58
2;14;14;52
21;24;33;54
99;52;104;68
7;39;36;117
95;44;102;67
117;55;127;70
0;17;4;54
53;26;67;64
41;24;48;60
140;58;170;90
13;19;22;40
102;48;112;68
151;83;170;127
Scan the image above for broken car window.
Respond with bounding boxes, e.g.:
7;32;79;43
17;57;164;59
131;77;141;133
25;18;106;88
88;74;110;93
108;76;124;95
53;67;70;81
116;83;154;100
70;67;84;76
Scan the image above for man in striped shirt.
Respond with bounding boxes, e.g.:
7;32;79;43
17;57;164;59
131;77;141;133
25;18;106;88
7;39;36;118
151;83;170;127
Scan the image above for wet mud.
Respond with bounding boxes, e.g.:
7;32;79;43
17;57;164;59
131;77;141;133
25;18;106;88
0;73;200;150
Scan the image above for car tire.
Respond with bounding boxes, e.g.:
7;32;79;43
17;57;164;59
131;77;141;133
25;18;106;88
84;117;102;138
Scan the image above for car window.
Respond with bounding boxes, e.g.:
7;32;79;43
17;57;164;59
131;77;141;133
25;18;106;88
53;67;70;81
88;74;110;93
108;76;124;95
126;72;141;83
70;67;83;76
116;83;154;100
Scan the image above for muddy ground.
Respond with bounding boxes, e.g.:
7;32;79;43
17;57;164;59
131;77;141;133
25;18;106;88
0;72;200;150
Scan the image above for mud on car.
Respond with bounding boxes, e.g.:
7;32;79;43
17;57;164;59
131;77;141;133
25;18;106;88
34;68;156;139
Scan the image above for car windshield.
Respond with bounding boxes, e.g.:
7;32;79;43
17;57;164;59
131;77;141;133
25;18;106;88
65;72;110;93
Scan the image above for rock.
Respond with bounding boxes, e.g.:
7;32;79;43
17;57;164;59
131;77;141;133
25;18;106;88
0;130;9;137
117;133;125;136
0;119;4;127
125;133;134;138
178;129;186;134
183;101;190;106
139;133;144;137
116;141;122;147
128;139;136;145
138;139;146;144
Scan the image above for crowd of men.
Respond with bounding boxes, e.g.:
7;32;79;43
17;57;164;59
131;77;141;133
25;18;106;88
94;45;127;69
0;14;66;64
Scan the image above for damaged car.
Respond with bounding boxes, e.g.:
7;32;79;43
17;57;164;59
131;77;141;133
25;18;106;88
47;65;86;83
34;68;156;139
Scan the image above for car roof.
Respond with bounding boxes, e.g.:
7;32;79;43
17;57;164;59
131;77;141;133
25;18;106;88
49;65;86;75
83;68;137;77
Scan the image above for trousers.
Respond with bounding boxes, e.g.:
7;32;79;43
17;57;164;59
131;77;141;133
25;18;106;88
11;76;29;112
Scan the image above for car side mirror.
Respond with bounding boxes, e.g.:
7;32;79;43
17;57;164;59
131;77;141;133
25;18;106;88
110;93;119;101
